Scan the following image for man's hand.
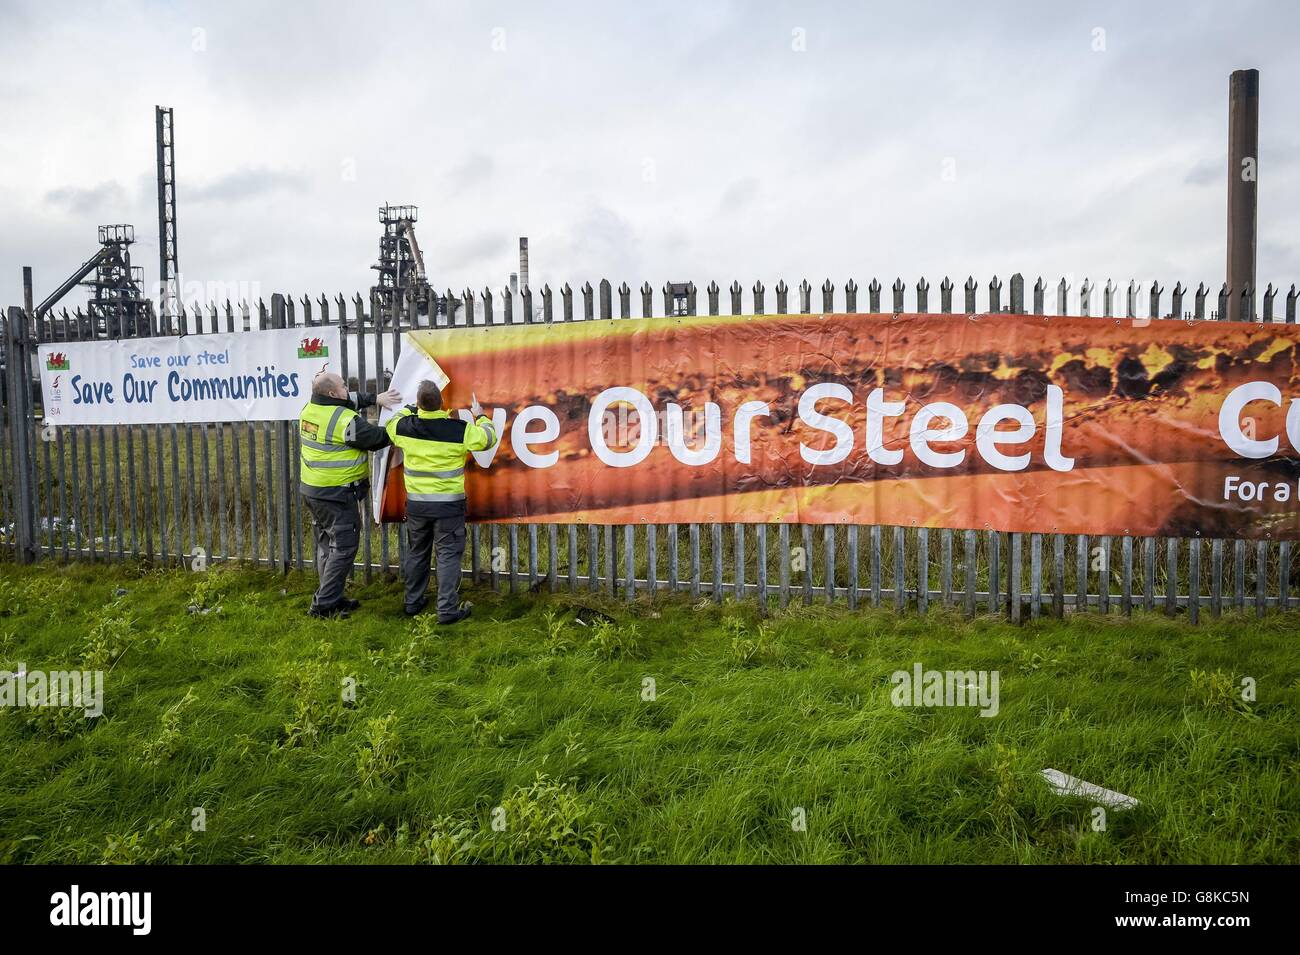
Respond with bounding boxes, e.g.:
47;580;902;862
377;388;403;410
470;392;484;419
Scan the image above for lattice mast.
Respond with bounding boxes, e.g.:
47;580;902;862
155;105;178;331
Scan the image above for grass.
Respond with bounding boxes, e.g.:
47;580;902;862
0;559;1297;864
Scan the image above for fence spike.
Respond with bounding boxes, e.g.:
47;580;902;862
963;276;976;313
845;278;858;312
753;280;766;315
599;278;612;320
1194;282;1207;320
1080;278;1091;316
821;278;834;313
561;282;573;322
707;280;720;316
1170;281;1183;319
891;277;905;313
988;275;1002;313
1032;276;1044;314
939;276;953;313
1263;283;1276;323
1010;273;1024;314
869;278;882;312
618;281;631;318
798;278;812;314
538;283;551;323
774;279;788;314
1287;284;1297;324
729;280;743;314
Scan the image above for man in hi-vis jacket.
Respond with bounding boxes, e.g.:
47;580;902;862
385;380;498;621
299;372;400;618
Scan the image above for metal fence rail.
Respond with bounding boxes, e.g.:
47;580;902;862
3;273;1298;621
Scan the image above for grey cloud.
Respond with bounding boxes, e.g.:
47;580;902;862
188;168;309;203
1185;160;1221;186
44;180;128;215
447;154;495;190
438;232;509;274
719;177;760;214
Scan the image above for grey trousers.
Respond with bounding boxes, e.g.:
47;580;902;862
403;511;466;617
304;494;361;610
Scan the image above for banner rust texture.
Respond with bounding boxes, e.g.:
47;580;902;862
394;312;1300;539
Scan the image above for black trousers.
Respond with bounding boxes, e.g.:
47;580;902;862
403;511;467;617
304;493;361;610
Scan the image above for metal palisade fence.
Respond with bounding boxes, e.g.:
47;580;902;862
3;274;1299;622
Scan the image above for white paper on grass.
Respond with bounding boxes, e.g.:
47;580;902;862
1040;769;1139;810
371;334;450;523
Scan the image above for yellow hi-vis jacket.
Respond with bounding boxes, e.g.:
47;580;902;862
299;400;369;488
385;407;498;503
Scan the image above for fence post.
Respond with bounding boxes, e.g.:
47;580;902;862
5;307;38;563
271;294;293;574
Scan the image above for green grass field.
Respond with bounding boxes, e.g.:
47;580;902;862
0;559;1297;864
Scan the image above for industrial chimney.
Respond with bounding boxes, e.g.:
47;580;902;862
1226;69;1259;322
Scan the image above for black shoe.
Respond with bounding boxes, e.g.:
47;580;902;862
404;597;429;617
308;602;350;620
340;597;361;611
438;605;472;625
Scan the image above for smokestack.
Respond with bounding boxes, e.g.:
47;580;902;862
1226;68;1259;322
519;237;529;294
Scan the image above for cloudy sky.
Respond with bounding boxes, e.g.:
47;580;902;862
1;0;1297;315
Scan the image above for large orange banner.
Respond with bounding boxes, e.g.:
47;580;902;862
391;312;1300;539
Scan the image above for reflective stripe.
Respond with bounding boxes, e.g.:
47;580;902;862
325;406;347;443
404;466;464;479
304;456;364;469
480;423;497;445
300;402;368;489
407;491;467;502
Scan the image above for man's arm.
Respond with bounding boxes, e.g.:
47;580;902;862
344;414;391;451
383;405;416;446
464;415;498;452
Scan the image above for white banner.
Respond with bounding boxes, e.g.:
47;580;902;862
371;332;452;522
37;327;342;425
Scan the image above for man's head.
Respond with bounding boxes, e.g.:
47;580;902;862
312;372;348;401
416;380;443;412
